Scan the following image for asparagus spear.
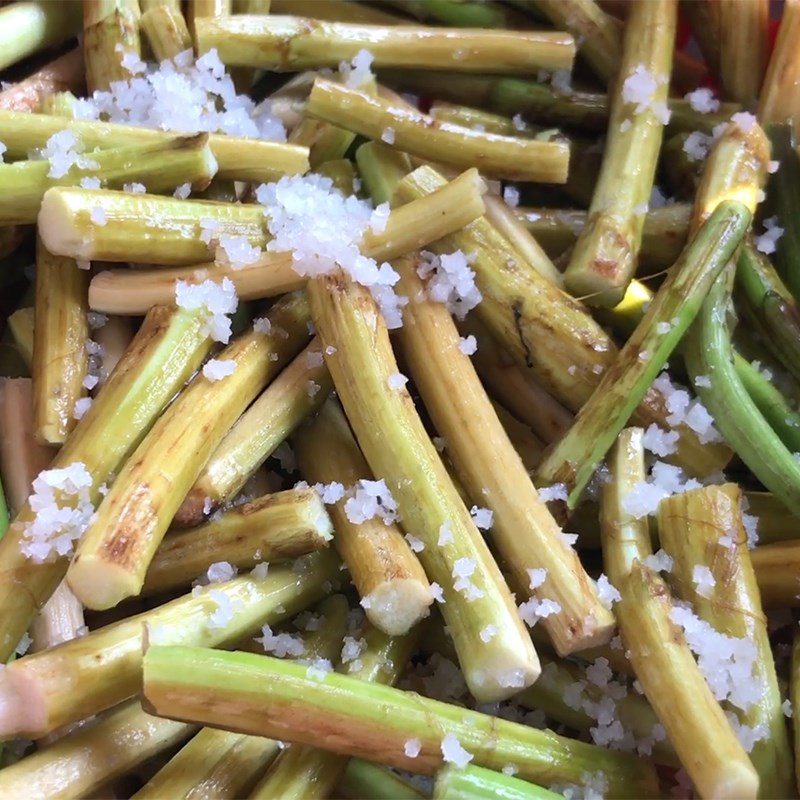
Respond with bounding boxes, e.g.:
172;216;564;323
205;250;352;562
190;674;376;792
31;238;90;445
315;158;358;194
758;0;800;132
0;134;219;224
0;700;195;800
250;621;417;799
395;255;614;654
0;110;310;183
657;484;794;796
338;759;424;800
378;69;739;135
601;429;759;800
309;272;540;701
140;3;193;60
530;0;621;85
355;141;413;205
394;165;732;479
67;293;311;610
736;239;800;384
538;200;751;505
686;268;800;514
0;48;84;113
141;645;661;798
6;307;34;370
750;541;800;608
492;402;545;471
0;1;82;72
434;764;561;800
429;101;540;137
384;0;528;28
563;0;677;306
306;80;569;183
143;488;333;596
766;125;800;302
718;0;769;106
175;339;332;524
295;398;434;636
196;15;575;73
0;304;214;663
0;551;339;739
38;187;268;265
270;0;403;24
744;491;800;545
680;0;721;76
134;594;348;800
83;0;142;93
88;254;302;314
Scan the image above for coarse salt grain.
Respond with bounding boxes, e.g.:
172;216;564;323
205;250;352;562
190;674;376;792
518;596;562;626
452;557;483;601
429;582;445;603
684;87;720;114
470;505;493;530
124;181;146;193
692;565;716;598
503;185;520;207
381;127;396;144
404;738;422;757
480;624;498;642
90;206;107;226
314;481;346;504
642;423;679;457
731;111;757;133
72;397;92;420
438;521;454;545
256;624;305;657
458;335;477;355
643;549;673;573
173;182;191;199
80;176;101;189
755;216;784;255
203;561;238;584
202;358;236;381
175;277;238;343
596;574;621;609
527;567;547;590
206;589;235;628
440;733;473;768
621;65;670;124
683;130;713;162
251;562;269;579
538;483;568;503
340;48;374;89
387;372;408;390
417;250;482;320
38;129;100;179
344;478;399;525
369;202;390;234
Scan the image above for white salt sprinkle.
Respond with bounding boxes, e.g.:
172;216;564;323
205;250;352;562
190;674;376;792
440;733;473;768
692;565;716;598
345;479;399;525
458;335;477;355
387;372;408;390
202;358;236;381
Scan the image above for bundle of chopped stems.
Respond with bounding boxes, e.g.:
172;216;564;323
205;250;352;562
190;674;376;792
5;2;800;798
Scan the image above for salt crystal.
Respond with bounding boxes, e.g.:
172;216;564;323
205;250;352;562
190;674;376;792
82;374;99;391
369;202;390;234
207;589;235;628
470;505;493;530
256;624;305;657
204;561;238;584
40;129;100;179
80;176;101;189
527;567;547;590
458;335;477;355
305;657;333;680
381;127;396;144
90;206;106;226
783;699;793;718
173;182;191;199
596;574;621;608
344;478;399;525
694;375;712;388
731;111;757;133
253;317;271;334
438;521;454;545
538;483;568;503
202;358;236;381
684;88;720;114
216;235;262;269
405;533;424;552
387;372;408;390
72;397;92;420
251;562;269;579
518;596;562;627
341;636;367;670
755;216;784;255
404;738;422;757
417;250;482;320
643;549;673;573
429;582;445;603
642;424;678;457
480;624;498;642
314;481;345;504
440;733;473;767
503;186;520;207
692;565;716;598
14;632;32;656
123;181;146;193
340;48;374;89
175;277;238;344
452;557;483;601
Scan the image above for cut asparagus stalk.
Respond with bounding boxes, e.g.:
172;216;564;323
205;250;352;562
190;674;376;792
142;645;661;798
294;398;433;636
0;304;214;663
750;541;800;607
0;48;84;113
744;491;800;545
394;165;732;479
0;550;339;739
338;759;424;800
378;70;739;135
657;484;794;797
88;254;302;314
6;307;34;370
355;141;413;206
563;0;677;307
601;429;759;800
309;273;540;701
492;402;545;472
67;293;311;610
384;0;532;28
0;700;195;800
32;237;90;445
514;203;691;273
517;652;676;766
434;764;561;800
429;101;540;137
250;620;416;800
38;187;268;265
140;3;193;60
766;125;800;302
461;318;572;445
0;1;82;72
306;79;570;183
758;0;800;132
175;339;331;524
718;0;769;106
315;157;358;193
0;134;219;224
395;255;614;654
538;200;751;505
134;594;347;800
531;0;621;85
196;15;575;73
685;268;800;515
83;0;142;93
0;110;309;183
143;488;333;596
736;239;800;384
